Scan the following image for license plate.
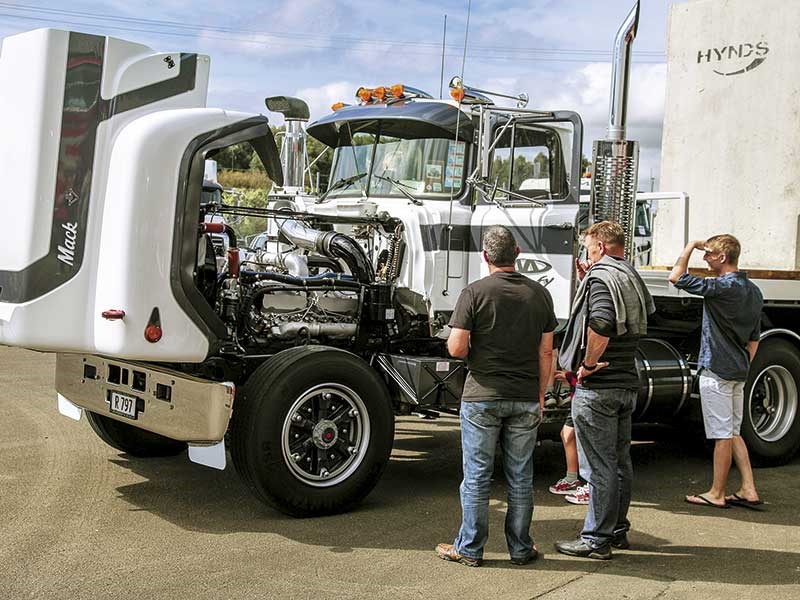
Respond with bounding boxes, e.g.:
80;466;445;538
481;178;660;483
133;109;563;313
109;391;138;419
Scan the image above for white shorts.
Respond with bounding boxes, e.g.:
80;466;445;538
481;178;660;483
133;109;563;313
699;369;745;439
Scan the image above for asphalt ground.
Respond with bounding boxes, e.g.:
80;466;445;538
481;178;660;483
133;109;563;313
1;346;799;600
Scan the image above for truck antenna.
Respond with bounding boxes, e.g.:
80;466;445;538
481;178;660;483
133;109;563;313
460;1;471;81
439;14;448;99
443;0;472;297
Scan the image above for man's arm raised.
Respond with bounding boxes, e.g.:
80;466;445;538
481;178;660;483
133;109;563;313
669;240;706;284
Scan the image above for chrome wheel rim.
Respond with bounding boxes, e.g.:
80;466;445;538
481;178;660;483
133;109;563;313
749;365;798;443
281;383;370;487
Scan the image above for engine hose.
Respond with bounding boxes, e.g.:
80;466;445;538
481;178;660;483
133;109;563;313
326;233;374;283
307;255;342;271
277;217;373;283
200;222;237;248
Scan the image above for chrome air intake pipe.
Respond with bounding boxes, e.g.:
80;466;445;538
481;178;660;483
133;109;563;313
265;96;310;190
590;1;640;261
277;218;374;284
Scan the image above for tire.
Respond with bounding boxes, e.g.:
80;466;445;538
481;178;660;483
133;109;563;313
85;411;187;457
742;338;800;466
231;346;394;517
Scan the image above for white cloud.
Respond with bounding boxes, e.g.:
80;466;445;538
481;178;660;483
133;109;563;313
295;81;357;122
501;62;667;188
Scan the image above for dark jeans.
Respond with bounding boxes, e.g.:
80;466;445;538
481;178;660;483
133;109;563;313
571;385;636;548
453;400;540;560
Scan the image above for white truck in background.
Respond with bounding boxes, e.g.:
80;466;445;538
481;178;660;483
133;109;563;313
0;0;797;518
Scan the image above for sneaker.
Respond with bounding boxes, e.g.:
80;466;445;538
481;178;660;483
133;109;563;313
565;483;590;505
549;477;581;495
554;538;612;560
555;389;573;408
544;391;558;409
611;533;630;550
435;543;482;567
510;545;539;565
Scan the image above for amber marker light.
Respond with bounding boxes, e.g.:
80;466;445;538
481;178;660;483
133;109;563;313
450;86;465;103
373;86;387;101
331;102;346;111
390;83;404;98
356;87;373;103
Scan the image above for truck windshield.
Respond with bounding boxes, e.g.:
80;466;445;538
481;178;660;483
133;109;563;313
327;131;466;201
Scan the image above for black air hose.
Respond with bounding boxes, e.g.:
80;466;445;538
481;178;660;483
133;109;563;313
325;233;375;283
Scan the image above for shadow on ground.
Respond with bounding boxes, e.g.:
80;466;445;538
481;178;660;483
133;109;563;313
106;415;800;587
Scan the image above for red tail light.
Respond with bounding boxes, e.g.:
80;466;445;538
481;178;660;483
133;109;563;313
144;324;162;343
144;307;162;343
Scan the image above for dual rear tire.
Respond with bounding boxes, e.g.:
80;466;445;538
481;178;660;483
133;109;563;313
742;338;800;466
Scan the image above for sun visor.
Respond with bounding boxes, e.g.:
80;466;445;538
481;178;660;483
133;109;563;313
307;102;474;148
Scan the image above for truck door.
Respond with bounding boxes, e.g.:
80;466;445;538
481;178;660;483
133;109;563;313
470;112;582;324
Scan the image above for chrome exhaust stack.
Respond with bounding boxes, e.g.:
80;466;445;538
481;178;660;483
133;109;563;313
590;1;640;261
265;96;310;191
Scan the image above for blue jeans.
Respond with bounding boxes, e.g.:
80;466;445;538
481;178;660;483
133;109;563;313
454;400;540;560
571;386;635;548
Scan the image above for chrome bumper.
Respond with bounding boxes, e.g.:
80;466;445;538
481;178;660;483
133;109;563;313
56;353;234;443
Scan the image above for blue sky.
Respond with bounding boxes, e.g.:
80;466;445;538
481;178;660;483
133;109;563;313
0;0;680;188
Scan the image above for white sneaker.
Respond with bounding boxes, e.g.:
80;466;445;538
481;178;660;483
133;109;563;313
565;483;590;505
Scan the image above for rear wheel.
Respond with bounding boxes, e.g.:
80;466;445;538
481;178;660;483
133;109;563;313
231;346;394;517
742;339;800;466
85;411;187;457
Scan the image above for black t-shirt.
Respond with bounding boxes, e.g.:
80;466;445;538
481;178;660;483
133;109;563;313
449;271;558;401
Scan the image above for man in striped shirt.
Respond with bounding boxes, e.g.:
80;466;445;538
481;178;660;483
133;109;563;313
555;221;654;560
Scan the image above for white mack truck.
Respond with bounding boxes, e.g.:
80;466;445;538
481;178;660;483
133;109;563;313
1;0;798;517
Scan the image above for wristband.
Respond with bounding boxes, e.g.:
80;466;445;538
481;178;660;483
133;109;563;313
581;361;597;371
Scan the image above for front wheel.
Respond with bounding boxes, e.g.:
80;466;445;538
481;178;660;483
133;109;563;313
231;346;394;516
742;338;800;466
85;411;187;457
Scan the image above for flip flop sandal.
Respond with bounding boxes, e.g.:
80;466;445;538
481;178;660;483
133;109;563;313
726;493;766;511
684;494;730;509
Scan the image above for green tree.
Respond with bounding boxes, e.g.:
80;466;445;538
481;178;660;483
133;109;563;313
213;142;254;170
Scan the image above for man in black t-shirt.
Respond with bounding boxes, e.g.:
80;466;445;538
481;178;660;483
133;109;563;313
436;225;557;568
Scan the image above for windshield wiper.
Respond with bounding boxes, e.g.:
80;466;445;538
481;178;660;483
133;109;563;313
373;174;423;206
471;178;546;208
316;172;367;203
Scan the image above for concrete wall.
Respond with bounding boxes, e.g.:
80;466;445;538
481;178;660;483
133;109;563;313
652;0;800;269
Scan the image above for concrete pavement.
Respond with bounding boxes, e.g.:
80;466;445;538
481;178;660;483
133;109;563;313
1;346;798;599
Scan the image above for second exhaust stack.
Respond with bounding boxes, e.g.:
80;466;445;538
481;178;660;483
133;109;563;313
590;1;641;261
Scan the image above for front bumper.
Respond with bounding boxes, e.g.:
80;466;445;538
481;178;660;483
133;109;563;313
56;353;234;443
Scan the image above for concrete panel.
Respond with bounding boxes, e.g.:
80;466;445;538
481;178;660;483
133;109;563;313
653;0;800;269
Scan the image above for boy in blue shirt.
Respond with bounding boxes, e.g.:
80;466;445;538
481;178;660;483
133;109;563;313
669;234;764;510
